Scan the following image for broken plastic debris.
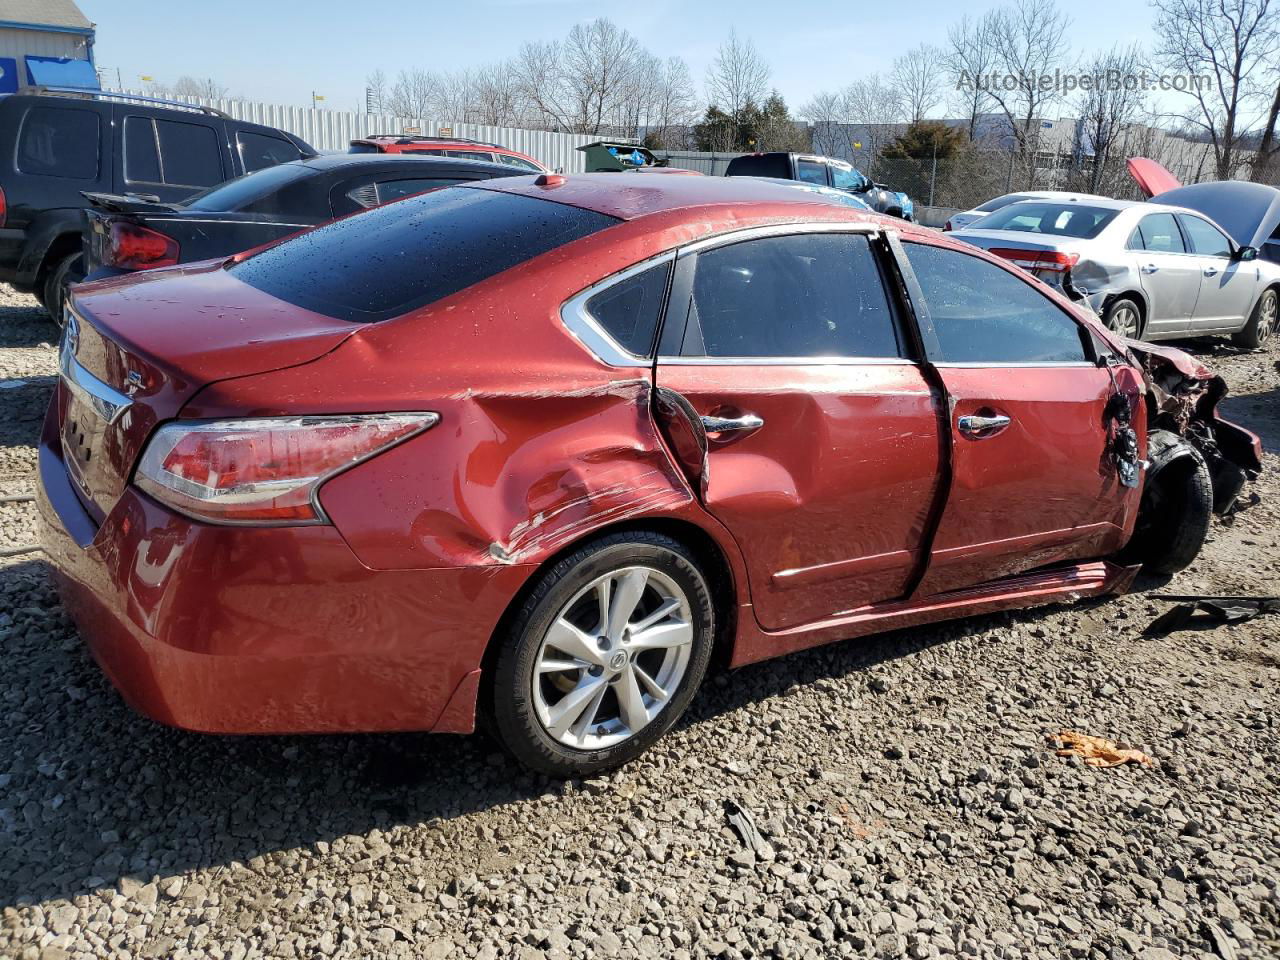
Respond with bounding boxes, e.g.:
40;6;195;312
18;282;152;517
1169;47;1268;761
1144;595;1280;637
725;800;776;861
1051;731;1153;768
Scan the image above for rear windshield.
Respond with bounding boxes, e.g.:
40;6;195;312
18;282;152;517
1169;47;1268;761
230;187;619;322
974;193;1031;213
184;162;314;213
975;202;1119;239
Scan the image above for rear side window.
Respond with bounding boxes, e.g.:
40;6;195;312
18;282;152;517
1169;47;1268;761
905;242;1088;364
686;233;901;358
445;150;496;162
156;119;223;187
238;131;303;173
17;106;100;179
375;178;457;203
349;142;381;154
725;154;791;178
124;116;161;182
586;261;671;356
231;187;619;322
796;159;827;185
497;153;542;171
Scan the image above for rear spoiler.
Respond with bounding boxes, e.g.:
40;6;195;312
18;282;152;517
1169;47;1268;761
81;191;183;214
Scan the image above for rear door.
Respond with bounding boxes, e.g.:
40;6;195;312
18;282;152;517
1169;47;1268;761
1129;212;1201;337
1178;213;1258;331
653;228;944;631
897;240;1144;597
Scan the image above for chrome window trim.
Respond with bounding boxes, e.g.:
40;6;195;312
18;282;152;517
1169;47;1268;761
559;251;676;368
677;220;884;258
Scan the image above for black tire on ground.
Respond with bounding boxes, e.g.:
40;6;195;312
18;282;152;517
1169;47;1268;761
41;252;83;327
491;531;715;777
1103;296;1143;340
1120;430;1214;575
1231;287;1277;350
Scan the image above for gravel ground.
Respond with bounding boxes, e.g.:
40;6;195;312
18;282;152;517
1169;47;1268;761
0;284;1277;960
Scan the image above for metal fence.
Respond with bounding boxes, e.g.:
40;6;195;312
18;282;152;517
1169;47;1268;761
104;89;615;172
656;151;746;175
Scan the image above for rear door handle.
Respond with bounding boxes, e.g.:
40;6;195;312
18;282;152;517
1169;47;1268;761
1203;266;1219;277
700;413;764;434
958;414;1011;437
1141;263;1159;274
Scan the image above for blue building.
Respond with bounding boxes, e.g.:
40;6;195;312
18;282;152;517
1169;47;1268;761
0;0;97;94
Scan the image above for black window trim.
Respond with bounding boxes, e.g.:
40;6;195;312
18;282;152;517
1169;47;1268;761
893;238;1099;368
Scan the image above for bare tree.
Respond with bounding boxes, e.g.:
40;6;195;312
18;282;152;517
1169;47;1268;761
172;76;228;100
1255;80;1280;183
469;61;526;127
636;56;699;147
1074;44;1149;193
387;69;436;119
892;44;946;124
801;91;848;155
842;75;907;170
705;30;770;115
945;14;999;139
365;70;387;114
1152;0;1280;180
983;0;1073;186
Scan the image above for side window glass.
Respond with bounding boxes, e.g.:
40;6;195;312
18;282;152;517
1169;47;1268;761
155;119;224;187
796;160;827;185
375;178;456;203
687;233;901;359
586;261;671;356
124;116;161;183
905;242;1088;364
238;131;302;173
830;165;866;191
497;153;542;171
16;106;100;179
1126;225;1146;251
445;150;496;162
1180;216;1232;258
1137;214;1184;253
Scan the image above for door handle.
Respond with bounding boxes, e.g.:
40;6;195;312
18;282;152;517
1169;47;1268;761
958;413;1012;437
1203;266;1219;277
1141;263;1159;274
700;413;764;434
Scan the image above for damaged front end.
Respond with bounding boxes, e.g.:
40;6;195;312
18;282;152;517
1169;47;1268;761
1127;340;1264;513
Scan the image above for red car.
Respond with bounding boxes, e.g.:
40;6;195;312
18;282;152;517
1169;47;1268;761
38;175;1261;776
349;135;547;172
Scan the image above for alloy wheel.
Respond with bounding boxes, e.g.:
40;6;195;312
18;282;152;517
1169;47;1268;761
1108;303;1140;339
531;566;693;750
1259;292;1276;344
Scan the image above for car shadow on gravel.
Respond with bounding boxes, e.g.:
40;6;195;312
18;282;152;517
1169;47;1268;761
0;552;1116;913
1220;386;1280;452
0;305;57;349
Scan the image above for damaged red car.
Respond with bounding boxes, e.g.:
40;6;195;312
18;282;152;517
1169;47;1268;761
38;175;1262;776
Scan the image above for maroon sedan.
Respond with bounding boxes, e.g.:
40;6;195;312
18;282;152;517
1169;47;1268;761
38;175;1261;776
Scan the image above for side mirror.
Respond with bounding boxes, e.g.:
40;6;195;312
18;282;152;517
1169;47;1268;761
1235;245;1259;261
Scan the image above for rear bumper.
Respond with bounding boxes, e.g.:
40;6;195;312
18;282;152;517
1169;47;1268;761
36;405;533;735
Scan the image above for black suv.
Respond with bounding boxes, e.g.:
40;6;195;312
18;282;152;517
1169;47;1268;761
0;88;315;319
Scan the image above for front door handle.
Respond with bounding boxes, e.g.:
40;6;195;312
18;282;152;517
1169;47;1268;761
1141;263;1159;274
958;413;1012;437
700;413;764;434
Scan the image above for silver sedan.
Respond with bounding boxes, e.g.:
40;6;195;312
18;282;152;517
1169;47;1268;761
954;198;1280;349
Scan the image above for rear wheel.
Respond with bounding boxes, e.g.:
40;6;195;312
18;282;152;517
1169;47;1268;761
1121;431;1213;575
491;532;714;776
1104;296;1142;340
41;252;83;327
1232;287;1276;350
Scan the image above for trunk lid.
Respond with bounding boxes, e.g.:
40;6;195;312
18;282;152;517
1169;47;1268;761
58;261;358;523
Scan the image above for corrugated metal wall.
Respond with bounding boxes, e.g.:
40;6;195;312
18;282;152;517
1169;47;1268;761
105;89;619;173
0;27;90;83
656;151;745;176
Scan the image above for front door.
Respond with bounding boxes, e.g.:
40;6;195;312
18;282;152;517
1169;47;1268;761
655;229;944;631
1178;214;1259;331
1130;211;1202;337
898;240;1145;597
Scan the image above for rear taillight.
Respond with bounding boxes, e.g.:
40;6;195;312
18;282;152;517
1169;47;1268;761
0;185;6;228
134;414;437;524
105;221;180;270
988;248;1080;273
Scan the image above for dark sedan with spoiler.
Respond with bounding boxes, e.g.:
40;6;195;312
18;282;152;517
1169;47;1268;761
79;153;523;288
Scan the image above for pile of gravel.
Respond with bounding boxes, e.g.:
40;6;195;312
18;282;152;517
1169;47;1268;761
1;287;1276;960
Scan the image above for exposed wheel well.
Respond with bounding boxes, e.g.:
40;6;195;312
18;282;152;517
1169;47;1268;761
476;517;739;724
1102;291;1147;336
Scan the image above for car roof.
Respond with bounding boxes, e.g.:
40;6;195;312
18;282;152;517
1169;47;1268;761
284;152;514;174
470;172;922;229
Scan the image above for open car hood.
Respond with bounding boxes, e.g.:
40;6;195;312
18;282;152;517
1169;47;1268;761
1126;157;1280;251
1126;157;1182;198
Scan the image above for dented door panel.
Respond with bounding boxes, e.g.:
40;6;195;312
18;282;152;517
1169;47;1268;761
914;364;1146;597
654;363;944;631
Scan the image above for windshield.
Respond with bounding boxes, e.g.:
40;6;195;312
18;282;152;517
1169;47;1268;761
230;186;619;322
974;202;1119;239
974;194;1033;213
184;162;314;212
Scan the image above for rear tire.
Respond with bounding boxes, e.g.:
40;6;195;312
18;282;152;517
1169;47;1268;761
491;532;714;777
1231;287;1276;350
1121;431;1213;575
41;252;83;327
1103;296;1143;340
